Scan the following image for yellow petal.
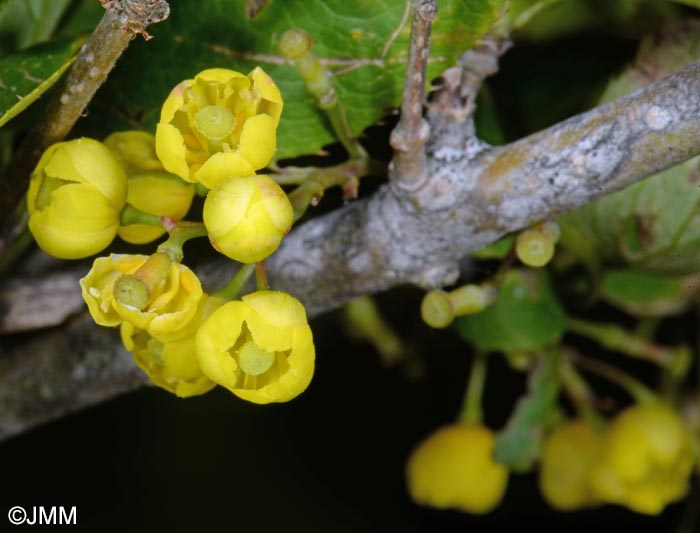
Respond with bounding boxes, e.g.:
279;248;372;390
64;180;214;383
161;80;190;123
195;300;249;387
196;68;247;85
238;114;277;169
195;151;255;189
155;123;193;182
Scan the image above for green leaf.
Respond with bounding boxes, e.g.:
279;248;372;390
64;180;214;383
559;156;700;275
80;0;505;159
494;350;561;472
454;269;566;352
0;38;82;128
0;0;72;52
600;269;689;316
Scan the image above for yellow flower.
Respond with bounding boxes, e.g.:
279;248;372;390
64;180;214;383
80;252;203;337
195;290;314;404
539;419;601;511
155;67;283;189
27;138;127;259
589;403;695;514
120;295;224;398
104;130;164;172
104;131;196;244
119;171;195;244
203;174;293;263
406;424;509;514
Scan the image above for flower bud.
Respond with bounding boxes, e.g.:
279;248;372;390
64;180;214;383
195;290;315;404
539;419;601;511
589;403;695;514
80;253;203;337
406;424;509;514
203;174;293;263
27;138;127;259
155;67;283;189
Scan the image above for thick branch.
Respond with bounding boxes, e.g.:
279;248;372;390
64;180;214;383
0;314;149;441
270;60;700;314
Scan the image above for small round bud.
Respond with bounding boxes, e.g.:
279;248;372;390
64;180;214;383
203;174;293;263
278;28;313;60
516;228;555;267
27;138;127;259
421;290;454;328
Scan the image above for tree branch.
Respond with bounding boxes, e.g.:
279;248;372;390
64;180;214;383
270;59;700;315
0;314;149;441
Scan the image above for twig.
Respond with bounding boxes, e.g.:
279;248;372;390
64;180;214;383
388;0;437;190
0;0;170;253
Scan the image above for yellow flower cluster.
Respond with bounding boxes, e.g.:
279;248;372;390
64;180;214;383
156;67;292;264
405;424;509;514
30;66;313;403
80;254;314;402
539;404;696;515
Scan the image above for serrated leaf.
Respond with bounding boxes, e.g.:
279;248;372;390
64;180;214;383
0;38;82;128
79;0;505;159
600;269;689;316
454;269;566;352
493;350;560;472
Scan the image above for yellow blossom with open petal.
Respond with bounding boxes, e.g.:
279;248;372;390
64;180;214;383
121;295;224;398
406;424;509;514
195;290;314;404
155;67;283;189
80;253;203;337
27;138;127;259
539;419;602;511
203;174;293;263
589;403;694;515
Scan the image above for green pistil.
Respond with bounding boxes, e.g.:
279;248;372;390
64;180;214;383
193;105;235;143
237;340;276;376
113;275;150;310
